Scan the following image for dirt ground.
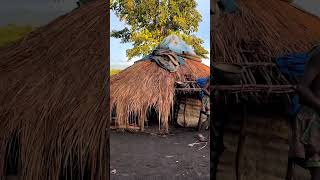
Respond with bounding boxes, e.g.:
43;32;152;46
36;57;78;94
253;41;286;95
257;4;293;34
110;127;210;180
110;109;311;180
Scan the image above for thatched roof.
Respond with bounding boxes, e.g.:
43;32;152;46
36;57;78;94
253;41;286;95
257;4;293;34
111;59;209;133
213;0;320;64
0;0;109;179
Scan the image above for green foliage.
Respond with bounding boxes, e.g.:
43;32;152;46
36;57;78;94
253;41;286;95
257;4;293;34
110;69;122;76
111;0;208;60
0;24;34;47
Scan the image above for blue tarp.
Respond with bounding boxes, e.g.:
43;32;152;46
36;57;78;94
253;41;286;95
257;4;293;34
196;78;209;99
276;52;309;81
218;0;238;13
138;49;186;72
177;56;185;65
276;52;310;116
136;35;194;72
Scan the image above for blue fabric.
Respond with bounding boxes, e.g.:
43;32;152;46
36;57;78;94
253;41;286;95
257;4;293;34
197;78;208;88
291;95;301;116
219;0;238;13
177;56;185;65
276;52;310;116
276;53;309;81
197;78;209;99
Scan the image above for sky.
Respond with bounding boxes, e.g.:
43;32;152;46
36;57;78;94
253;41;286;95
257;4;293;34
110;0;210;69
0;0;77;27
292;0;320;17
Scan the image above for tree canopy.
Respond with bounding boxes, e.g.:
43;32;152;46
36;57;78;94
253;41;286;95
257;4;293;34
110;0;209;60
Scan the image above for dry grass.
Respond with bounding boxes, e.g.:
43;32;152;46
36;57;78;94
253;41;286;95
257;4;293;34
213;0;320;64
0;25;34;48
110;59;209;133
0;0;109;180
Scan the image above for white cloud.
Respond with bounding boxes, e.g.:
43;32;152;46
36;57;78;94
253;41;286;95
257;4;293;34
202;59;210;66
201;50;210;66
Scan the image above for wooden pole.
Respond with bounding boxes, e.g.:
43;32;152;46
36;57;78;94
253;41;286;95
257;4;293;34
212;0;219;61
211;2;220;180
235;103;247;180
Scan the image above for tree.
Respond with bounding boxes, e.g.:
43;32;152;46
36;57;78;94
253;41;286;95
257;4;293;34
110;0;208;60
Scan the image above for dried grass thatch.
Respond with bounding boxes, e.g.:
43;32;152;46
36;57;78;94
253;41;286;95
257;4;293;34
210;0;320;98
213;0;320;64
0;0;109;179
111;59;209;133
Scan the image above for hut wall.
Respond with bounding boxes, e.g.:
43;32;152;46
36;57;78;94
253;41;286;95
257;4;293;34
216;110;309;180
177;98;202;128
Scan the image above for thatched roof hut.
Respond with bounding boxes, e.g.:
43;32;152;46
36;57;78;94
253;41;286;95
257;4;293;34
111;54;209;133
0;0;109;179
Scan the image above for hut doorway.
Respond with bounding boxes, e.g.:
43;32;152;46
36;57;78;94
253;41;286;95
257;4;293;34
145;107;159;128
5;133;21;178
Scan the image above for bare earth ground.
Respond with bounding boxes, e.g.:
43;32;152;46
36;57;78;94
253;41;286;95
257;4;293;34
109;112;310;180
110;127;210;180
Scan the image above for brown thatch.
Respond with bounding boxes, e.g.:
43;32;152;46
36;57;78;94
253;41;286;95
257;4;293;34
211;0;320;98
111;59;209;133
0;0;109;180
213;0;320;64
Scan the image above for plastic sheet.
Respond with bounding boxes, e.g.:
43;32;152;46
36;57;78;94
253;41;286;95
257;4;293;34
157;35;196;56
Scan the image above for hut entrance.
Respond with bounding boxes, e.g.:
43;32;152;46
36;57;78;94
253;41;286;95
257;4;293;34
5;132;21;177
145;107;159;128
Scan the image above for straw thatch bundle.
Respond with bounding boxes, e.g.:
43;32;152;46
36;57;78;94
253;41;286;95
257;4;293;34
0;0;109;180
111;59;209;133
213;0;320;64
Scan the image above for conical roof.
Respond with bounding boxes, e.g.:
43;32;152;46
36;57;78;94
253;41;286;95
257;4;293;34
0;1;109;179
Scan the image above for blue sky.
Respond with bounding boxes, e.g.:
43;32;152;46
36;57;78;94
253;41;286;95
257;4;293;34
110;0;210;69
